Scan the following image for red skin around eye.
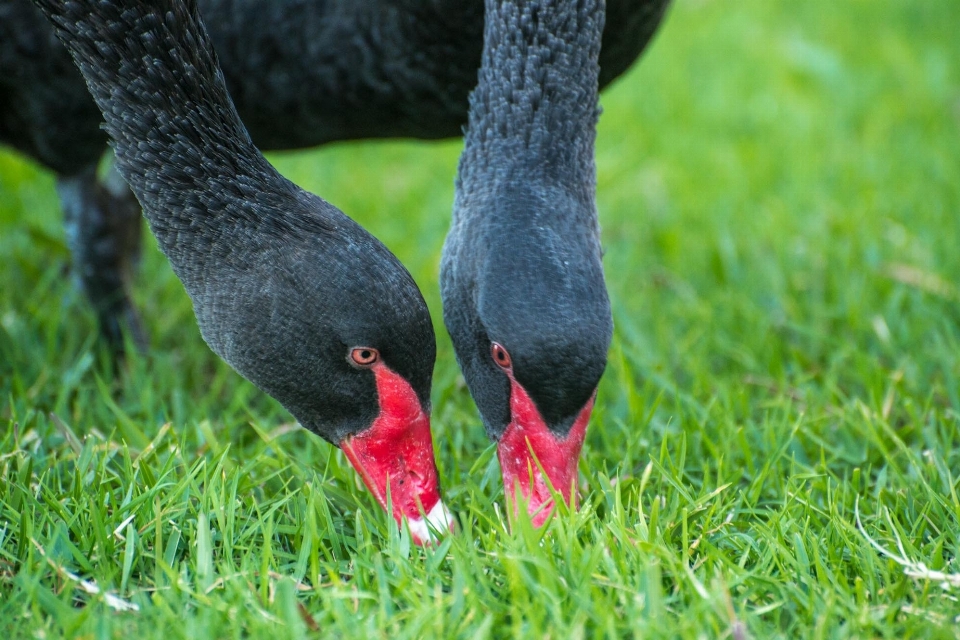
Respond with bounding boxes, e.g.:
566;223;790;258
492;343;511;368
351;348;378;366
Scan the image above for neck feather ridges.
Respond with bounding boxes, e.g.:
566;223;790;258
458;0;604;192
35;0;297;253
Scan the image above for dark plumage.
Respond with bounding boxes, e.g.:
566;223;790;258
0;0;670;353
30;0;450;544
442;0;612;524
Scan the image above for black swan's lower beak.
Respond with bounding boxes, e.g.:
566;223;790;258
497;383;595;527
341;365;453;545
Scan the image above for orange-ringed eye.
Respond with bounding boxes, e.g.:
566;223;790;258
350;347;379;367
491;342;512;370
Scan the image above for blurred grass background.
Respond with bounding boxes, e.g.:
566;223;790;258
1;0;959;637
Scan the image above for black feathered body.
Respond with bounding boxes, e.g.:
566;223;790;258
1;0;670;171
0;1;106;174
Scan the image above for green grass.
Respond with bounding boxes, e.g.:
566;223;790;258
2;0;960;636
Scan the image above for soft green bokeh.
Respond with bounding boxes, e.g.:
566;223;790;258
2;0;959;637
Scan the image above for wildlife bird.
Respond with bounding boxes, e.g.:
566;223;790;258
441;0;612;525
0;0;670;355
30;0;453;545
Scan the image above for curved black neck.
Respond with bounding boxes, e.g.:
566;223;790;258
458;0;604;197
34;0;314;268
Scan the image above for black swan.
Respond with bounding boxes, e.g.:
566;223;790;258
31;0;453;545
442;0;611;525
0;0;670;353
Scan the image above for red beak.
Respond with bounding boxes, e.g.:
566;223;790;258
496;375;595;527
340;363;453;545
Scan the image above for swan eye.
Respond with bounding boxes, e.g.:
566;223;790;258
350;347;379;367
491;342;512;370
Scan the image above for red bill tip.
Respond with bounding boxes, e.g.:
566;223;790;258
496;376;595;527
341;363;453;546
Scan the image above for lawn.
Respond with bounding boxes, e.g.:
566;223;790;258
2;0;959;637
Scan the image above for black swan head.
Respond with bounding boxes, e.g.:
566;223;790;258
33;0;452;543
442;0;612;524
201;209;451;544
